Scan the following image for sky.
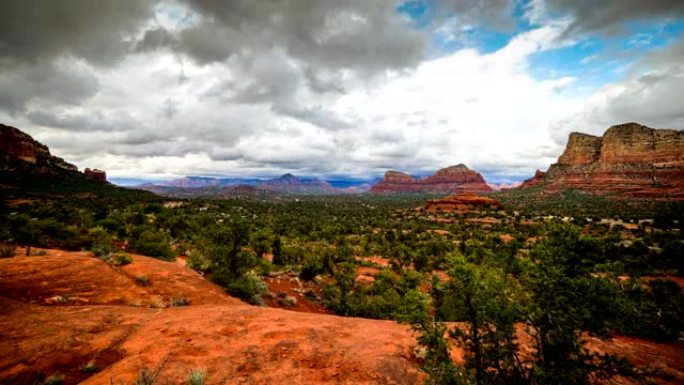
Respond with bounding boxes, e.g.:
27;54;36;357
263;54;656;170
1;0;683;185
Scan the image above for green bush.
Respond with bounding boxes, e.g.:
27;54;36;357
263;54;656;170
227;272;267;305
299;256;324;281
88;226;112;258
132;230;174;261
110;252;132;266
186;368;207;385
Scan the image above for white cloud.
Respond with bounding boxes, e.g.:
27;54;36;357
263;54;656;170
2;1;682;185
549;37;684;144
0;25;587;184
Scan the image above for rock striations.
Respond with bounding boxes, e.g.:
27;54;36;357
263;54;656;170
371;164;492;194
0;123;110;181
0;123;78;172
426;193;502;213
521;123;684;200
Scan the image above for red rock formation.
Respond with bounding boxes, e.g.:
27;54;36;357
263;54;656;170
520;169;546;188
371;164;492;194
0;123;78;172
84;168;107;182
521;123;684;200
426;193;502;213
557;133;602;165
0;250;422;385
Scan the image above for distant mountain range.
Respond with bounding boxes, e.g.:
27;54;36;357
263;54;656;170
2;122;682;200
135;173;374;197
134;166;495;197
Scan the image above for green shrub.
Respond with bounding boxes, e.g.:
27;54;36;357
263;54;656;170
186;368;207;385
110;252;132;266
88;226;112;257
132;230;174;261
299;256;324;281
227;272;267;305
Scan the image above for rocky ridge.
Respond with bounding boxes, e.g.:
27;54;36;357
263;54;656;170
521;123;684;200
426;193;502;213
371;165;492;194
0;123;78;172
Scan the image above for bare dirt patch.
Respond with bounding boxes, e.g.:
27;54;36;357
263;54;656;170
264;274;331;314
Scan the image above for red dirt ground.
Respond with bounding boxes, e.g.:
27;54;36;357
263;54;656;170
263;274;331;314
0;249;421;385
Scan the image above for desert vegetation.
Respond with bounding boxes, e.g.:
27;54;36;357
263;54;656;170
1;179;683;384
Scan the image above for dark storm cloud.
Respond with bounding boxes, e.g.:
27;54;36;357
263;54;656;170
135;27;178;52
0;0;155;67
0;61;100;113
168;0;427;74
437;0;517;30
542;0;684;36
27;111;101;131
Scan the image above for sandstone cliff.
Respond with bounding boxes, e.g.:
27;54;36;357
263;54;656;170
371;164;492;194
0;123;78;172
521;123;684;200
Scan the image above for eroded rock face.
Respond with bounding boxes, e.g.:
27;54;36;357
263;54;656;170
426;193;502;213
371;164;492;194
0;123;51;164
521;170;546;188
558;133;602;165
84;168;107;182
521;123;684;199
0;123;78;172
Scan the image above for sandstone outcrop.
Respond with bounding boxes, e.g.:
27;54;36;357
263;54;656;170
84;168;107;182
521;169;546;188
521;123;684;200
0;250;422;385
371;165;492;194
426;193;502;213
0;123;77;172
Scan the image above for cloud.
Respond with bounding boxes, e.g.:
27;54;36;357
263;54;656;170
173;0;427;74
530;0;684;36
549;36;684;144
0;0;683;184
0;0;155;67
435;0;517;30
0;59;100;113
